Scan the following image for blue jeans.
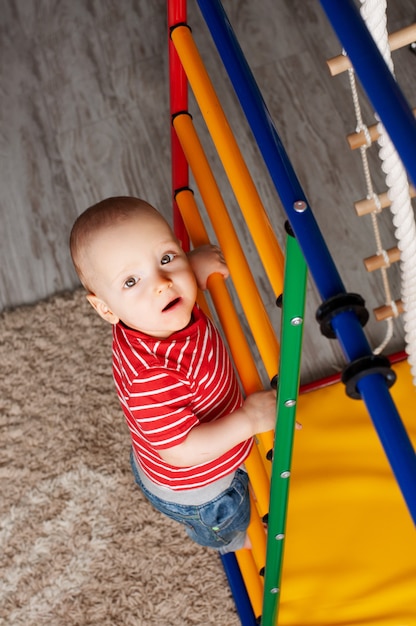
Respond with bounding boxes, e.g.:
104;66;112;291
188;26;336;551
130;453;250;554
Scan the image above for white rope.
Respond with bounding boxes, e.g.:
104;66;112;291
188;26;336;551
360;0;416;382
347;66;395;355
372;192;382;213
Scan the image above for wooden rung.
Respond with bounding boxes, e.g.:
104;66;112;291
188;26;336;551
348;123;380;150
347;108;416;150
374;299;404;321
364;247;400;272
355;191;390;216
327;23;416;75
355;184;416;216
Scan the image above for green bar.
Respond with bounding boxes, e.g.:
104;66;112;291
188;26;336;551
261;233;308;626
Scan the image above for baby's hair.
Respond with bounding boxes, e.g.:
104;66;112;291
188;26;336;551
70;196;158;292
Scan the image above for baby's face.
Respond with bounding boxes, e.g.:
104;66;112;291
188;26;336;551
85;211;197;337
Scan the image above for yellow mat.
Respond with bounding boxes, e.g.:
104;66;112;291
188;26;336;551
279;359;416;625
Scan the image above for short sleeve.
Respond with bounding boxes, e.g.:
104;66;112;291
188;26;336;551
128;369;199;449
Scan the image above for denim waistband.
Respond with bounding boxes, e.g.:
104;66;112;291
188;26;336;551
131;450;238;506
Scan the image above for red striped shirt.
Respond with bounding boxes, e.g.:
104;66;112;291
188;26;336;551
112;306;253;490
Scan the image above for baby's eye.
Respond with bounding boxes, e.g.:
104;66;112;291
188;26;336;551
124;276;138;289
161;253;175;265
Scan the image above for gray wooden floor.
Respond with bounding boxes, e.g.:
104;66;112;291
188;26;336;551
1;0;415;382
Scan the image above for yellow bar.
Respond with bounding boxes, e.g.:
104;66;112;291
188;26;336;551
170;25;285;298
245;447;271;519
173;113;280;381
235;548;264;621
247;492;267;574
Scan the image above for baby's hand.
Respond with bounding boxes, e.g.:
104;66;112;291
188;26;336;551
242;390;303;434
187;244;229;290
242;390;277;434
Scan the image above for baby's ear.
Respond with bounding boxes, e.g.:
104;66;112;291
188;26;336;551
86;294;119;325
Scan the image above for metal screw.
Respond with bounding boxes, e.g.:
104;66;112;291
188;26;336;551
293;200;307;212
275;533;285;541
280;470;291;478
291;316;303;326
270;587;280;594
284;399;296;407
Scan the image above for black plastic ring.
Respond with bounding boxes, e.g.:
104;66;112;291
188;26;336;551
173;186;193;199
341;354;396;399
169;22;192;37
316;293;369;339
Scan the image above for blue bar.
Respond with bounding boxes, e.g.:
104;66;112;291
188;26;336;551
220;553;258;626
196;0;416;524
319;0;416;187
331;310;374;362
196;0;345;302
358;374;416;510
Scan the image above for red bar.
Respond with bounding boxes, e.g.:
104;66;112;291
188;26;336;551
300;350;408;394
168;0;190;249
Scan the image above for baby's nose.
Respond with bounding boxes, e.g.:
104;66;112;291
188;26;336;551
156;273;173;293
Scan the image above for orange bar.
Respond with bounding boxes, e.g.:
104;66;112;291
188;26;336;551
173;113;280;380
175;188;264;394
232;493;268;625
235;548;264;621
170;25;285;298
176;189;274;496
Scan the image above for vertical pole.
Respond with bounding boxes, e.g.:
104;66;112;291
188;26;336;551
262;232;308;626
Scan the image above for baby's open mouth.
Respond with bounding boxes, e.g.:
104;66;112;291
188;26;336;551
162;297;181;312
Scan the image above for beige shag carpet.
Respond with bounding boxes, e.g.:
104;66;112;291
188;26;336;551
0;290;240;626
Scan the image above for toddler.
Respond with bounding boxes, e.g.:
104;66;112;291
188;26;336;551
70;196;276;553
